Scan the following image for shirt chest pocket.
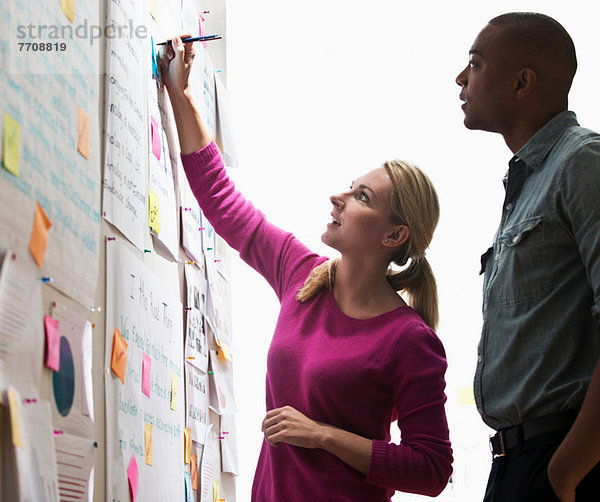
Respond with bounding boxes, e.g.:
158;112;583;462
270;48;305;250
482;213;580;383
494;216;551;307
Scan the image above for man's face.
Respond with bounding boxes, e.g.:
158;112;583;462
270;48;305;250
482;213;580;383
456;24;517;133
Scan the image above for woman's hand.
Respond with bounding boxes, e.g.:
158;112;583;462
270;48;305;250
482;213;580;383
158;34;195;96
262;406;324;449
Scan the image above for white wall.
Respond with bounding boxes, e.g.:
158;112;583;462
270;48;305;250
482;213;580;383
223;1;600;500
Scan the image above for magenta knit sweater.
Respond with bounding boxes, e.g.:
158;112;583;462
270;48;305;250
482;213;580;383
181;142;453;501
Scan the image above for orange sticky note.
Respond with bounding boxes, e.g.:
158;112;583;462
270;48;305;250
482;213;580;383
191;453;198;490
110;328;128;384
7;387;23;447
144;422;153;465
44;315;61;371
170;372;177;410
60;0;75;22
28;202;52;268
2;112;20;176
184;427;191;464
77;106;90;159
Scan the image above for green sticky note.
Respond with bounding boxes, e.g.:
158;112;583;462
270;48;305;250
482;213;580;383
3;113;20;177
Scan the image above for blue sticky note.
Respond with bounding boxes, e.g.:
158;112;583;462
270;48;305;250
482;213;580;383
184;471;193;502
151;36;160;79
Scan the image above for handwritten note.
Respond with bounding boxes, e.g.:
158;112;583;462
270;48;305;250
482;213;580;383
110;328;128;384
127;453;139;501
77;106;90;159
142;352;151;398
144;422;153;465
29;202;52;268
2;113;20;177
148;189;161;234
44;315;61;371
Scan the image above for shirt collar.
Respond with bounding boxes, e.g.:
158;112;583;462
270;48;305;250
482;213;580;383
513;110;579;171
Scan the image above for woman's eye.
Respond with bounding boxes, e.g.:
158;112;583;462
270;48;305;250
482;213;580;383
357;191;369;202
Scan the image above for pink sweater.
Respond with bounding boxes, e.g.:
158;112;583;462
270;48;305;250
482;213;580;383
182;142;453;500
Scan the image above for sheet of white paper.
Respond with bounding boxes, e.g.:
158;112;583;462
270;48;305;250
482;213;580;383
105;239;184;501
219;414;238;475
184;264;209;372
10;394;60;502
147;76;179;260
0;1;101;308
102;0;147;251
214;72;238;169
54;432;95;502
205;257;232;349
179;163;206;264
200;428;221;502
185;362;209;444
0;249;43;401
50;303;95;429
208;350;236;415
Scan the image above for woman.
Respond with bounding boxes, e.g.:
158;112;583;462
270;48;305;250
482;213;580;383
160;36;452;500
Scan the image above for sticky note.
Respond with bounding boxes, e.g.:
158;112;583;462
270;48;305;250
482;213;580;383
60;0;75;23
184;427;191;463
7;387;23;447
212;479;219;502
184;471;193;502
144;422;153;465
2;113;20;176
191;453;198;490
142;353;151;398
127;453;139;502
44;315;61;371
457;385;476;406
151;116;161;159
110;328;128;384
218;343;232;362
150;36;160;80
149;0;158;21
77;106;90;159
29;202;52;268
148;189;161;235
170;372;177;410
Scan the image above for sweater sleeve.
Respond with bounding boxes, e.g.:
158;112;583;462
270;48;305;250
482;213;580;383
181;141;321;299
366;322;453;497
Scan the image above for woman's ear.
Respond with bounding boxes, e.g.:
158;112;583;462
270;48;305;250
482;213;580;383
383;225;410;247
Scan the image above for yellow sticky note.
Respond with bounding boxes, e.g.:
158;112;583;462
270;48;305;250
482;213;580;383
149;0;158;20
148;189;161;234
217;343;232;362
3;113;21;177
170;372;177;410
60;0;75;23
457;385;475;406
28;202;52;268
212;479;219;502
7;387;23;447
110;328;128;384
77;106;89;159
184;427;191;464
144;422;153;465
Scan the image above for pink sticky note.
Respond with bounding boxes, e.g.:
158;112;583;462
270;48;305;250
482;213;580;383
151;116;161;160
142;353;151;398
127;453;139;502
44;315;61;371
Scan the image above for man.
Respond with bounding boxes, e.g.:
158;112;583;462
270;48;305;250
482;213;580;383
456;12;600;502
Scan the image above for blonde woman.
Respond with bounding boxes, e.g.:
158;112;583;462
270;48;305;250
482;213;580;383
160;36;452;501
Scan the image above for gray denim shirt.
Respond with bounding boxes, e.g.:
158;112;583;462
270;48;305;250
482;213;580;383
475;111;600;430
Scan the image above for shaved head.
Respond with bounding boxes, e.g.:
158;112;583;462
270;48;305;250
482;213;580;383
488;12;577;98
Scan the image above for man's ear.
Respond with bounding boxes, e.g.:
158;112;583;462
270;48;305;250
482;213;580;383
514;67;537;100
383;225;410;247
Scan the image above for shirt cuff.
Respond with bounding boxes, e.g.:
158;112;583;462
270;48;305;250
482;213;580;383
366;439;389;486
180;140;220;167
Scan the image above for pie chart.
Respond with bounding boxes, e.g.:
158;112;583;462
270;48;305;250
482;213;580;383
52;336;75;417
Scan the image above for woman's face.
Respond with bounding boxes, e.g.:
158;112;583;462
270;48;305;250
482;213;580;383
322;167;399;256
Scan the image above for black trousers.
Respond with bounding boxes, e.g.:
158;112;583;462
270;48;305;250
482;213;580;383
483;428;600;502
